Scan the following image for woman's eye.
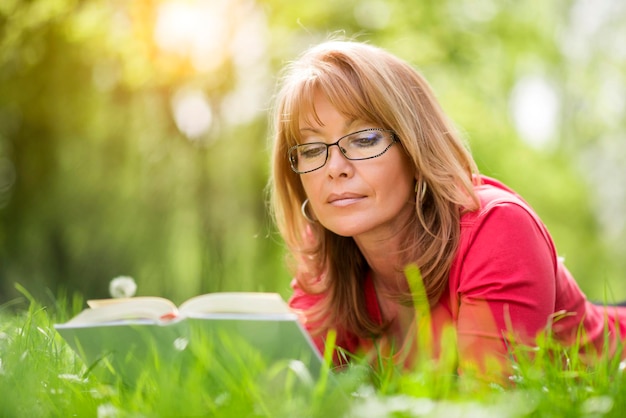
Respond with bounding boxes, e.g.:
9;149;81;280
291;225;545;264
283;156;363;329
300;144;326;159
348;132;381;147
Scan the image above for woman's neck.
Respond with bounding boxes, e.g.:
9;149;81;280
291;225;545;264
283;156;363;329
356;231;408;291
353;200;416;290
353;209;417;339
372;273;416;348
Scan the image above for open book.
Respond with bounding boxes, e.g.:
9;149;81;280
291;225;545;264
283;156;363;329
54;292;323;383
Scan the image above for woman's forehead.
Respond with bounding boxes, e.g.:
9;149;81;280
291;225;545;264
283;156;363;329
295;95;361;130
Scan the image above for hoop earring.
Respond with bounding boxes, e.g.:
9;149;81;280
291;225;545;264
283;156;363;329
415;181;428;201
301;198;317;223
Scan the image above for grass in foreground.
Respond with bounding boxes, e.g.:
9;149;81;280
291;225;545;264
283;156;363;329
1;286;626;417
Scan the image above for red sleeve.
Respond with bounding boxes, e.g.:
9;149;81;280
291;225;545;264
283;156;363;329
288;278;327;354
288;275;382;363
454;202;557;370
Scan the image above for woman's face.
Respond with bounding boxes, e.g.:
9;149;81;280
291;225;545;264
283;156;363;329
298;91;416;242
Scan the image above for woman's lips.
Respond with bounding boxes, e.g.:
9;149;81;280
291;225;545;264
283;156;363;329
327;193;365;207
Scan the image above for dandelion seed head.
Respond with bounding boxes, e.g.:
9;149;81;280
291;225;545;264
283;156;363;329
109;276;137;298
173;337;188;351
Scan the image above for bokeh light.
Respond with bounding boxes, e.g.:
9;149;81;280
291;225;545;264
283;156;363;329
171;88;213;139
154;0;230;72
510;75;560;149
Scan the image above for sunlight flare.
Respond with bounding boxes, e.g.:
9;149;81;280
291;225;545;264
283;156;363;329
154;0;230;72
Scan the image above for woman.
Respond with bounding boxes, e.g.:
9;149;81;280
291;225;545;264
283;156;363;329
268;40;626;379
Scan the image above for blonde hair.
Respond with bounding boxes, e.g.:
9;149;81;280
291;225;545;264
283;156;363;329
269;40;480;338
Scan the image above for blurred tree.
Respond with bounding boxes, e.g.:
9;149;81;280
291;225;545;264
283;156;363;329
0;0;282;305
0;0;624;308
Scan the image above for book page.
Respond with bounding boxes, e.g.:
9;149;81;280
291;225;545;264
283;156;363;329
64;297;179;325
179;292;290;316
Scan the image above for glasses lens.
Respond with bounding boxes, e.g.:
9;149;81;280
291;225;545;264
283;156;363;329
290;143;327;173
340;130;394;160
288;129;396;174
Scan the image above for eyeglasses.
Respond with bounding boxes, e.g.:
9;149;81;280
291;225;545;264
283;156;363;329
288;128;398;174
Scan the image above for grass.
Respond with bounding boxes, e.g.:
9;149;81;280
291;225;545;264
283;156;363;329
2;283;626;417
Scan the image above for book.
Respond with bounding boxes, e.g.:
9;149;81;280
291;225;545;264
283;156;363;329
54;292;323;383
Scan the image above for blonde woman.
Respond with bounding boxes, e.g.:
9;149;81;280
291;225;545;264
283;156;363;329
268;40;626;378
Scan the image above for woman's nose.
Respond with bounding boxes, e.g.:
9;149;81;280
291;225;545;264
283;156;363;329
324;145;352;178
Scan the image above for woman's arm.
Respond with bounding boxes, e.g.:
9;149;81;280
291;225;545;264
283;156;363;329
454;202;558;377
288;278;328;354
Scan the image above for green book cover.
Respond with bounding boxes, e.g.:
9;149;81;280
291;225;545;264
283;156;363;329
54;293;323;383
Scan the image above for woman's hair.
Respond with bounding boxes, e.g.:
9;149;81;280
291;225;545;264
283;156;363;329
269;40;480;339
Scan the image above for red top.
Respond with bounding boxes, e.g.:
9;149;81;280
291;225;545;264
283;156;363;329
289;176;626;367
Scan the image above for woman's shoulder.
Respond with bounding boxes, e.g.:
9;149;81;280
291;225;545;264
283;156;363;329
464;175;537;223
475;176;528;208
460;175;555;250
460;175;555;244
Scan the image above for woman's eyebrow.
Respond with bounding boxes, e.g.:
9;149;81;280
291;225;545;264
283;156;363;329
345;118;358;130
299;127;320;134
298;118;361;135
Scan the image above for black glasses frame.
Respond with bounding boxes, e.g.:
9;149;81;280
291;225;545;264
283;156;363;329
288;128;398;174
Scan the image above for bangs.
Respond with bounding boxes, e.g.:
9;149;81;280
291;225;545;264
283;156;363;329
279;61;381;146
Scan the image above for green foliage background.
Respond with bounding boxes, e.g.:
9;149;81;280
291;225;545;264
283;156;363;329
1;0;625;306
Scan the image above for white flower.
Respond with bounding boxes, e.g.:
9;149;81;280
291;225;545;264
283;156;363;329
109;276;137;298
